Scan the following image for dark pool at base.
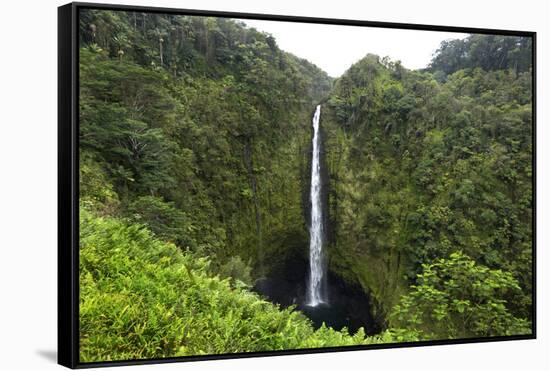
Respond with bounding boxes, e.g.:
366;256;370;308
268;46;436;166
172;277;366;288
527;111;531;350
253;257;383;336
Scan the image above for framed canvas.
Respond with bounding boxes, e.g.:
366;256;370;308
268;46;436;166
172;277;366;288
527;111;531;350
58;2;536;368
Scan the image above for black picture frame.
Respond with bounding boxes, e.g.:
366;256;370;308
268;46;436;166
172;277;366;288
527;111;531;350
58;2;537;368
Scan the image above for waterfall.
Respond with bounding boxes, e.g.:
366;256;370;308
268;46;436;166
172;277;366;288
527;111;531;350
307;105;327;307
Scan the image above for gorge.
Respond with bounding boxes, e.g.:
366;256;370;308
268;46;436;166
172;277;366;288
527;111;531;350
254;103;381;334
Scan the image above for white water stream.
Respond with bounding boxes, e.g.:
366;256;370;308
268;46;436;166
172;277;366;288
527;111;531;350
307;105;327;306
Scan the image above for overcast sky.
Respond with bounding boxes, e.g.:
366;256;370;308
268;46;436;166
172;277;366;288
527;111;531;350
239;19;468;77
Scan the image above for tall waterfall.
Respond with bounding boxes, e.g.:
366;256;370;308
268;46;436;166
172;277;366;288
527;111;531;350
307;105;327;307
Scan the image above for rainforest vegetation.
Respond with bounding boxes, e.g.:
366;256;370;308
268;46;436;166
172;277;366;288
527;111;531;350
78;9;533;362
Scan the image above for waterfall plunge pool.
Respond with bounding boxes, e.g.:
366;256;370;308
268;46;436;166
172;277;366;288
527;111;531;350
253;256;382;336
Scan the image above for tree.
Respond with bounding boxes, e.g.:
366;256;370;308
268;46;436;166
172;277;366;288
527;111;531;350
390;251;531;339
127;196;196;248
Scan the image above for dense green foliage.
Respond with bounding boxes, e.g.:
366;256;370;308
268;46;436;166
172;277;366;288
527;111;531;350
78;8;533;362
323;37;532;330
80;209;417;361
79;9;331;277
428;35;532;76
390;252;530;339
